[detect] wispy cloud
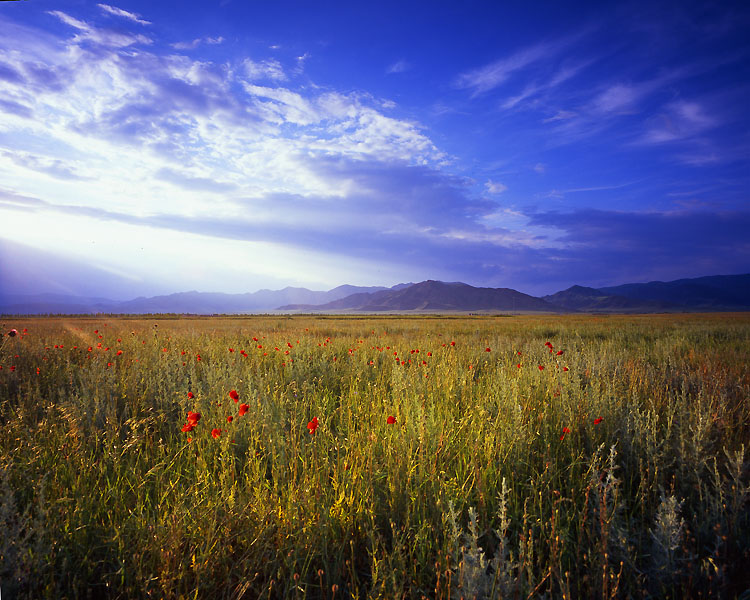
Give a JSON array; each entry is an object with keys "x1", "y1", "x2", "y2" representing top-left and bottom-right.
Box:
[
  {"x1": 97, "y1": 4, "x2": 151, "y2": 26},
  {"x1": 48, "y1": 10, "x2": 152, "y2": 47},
  {"x1": 387, "y1": 59, "x2": 410, "y2": 74},
  {"x1": 455, "y1": 42, "x2": 554, "y2": 96},
  {"x1": 243, "y1": 58, "x2": 287, "y2": 81},
  {"x1": 485, "y1": 180, "x2": 508, "y2": 194},
  {"x1": 172, "y1": 36, "x2": 225, "y2": 50}
]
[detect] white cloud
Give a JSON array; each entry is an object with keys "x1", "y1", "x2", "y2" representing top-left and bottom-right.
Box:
[
  {"x1": 172, "y1": 36, "x2": 224, "y2": 50},
  {"x1": 243, "y1": 58, "x2": 287, "y2": 81},
  {"x1": 97, "y1": 4, "x2": 151, "y2": 26},
  {"x1": 485, "y1": 180, "x2": 508, "y2": 194},
  {"x1": 387, "y1": 59, "x2": 410, "y2": 74},
  {"x1": 48, "y1": 10, "x2": 152, "y2": 47}
]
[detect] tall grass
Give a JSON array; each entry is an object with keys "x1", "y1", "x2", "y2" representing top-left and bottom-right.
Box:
[{"x1": 0, "y1": 314, "x2": 748, "y2": 598}]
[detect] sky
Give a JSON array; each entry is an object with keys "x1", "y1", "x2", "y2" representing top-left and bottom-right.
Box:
[{"x1": 1, "y1": 0, "x2": 749, "y2": 299}]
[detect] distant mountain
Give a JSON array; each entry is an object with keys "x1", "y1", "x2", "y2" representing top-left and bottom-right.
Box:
[
  {"x1": 279, "y1": 280, "x2": 564, "y2": 312},
  {"x1": 598, "y1": 274, "x2": 750, "y2": 310},
  {"x1": 0, "y1": 284, "x2": 406, "y2": 315},
  {"x1": 542, "y1": 285, "x2": 679, "y2": 313},
  {"x1": 2, "y1": 274, "x2": 748, "y2": 315}
]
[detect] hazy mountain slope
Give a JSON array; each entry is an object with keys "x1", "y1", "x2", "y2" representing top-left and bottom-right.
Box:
[
  {"x1": 598, "y1": 274, "x2": 750, "y2": 309},
  {"x1": 543, "y1": 285, "x2": 678, "y2": 312}
]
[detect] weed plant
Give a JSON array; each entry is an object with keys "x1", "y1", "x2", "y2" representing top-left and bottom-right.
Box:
[{"x1": 0, "y1": 313, "x2": 748, "y2": 598}]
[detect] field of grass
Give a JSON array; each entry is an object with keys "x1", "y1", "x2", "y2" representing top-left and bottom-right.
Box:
[{"x1": 1, "y1": 313, "x2": 749, "y2": 599}]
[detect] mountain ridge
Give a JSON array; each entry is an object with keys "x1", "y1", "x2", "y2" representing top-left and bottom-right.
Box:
[{"x1": 1, "y1": 274, "x2": 748, "y2": 315}]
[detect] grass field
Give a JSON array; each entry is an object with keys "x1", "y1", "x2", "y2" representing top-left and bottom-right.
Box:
[{"x1": 1, "y1": 313, "x2": 749, "y2": 599}]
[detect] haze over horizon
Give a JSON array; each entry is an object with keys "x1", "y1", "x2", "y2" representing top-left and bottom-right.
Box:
[{"x1": 1, "y1": 1, "x2": 749, "y2": 300}]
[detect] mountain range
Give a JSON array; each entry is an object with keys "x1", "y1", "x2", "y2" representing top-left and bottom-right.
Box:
[{"x1": 1, "y1": 274, "x2": 748, "y2": 315}]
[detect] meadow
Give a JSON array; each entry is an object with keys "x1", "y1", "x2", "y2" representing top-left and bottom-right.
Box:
[{"x1": 0, "y1": 313, "x2": 748, "y2": 599}]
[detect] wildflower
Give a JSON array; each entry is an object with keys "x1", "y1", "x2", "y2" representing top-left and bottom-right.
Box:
[
  {"x1": 538, "y1": 365, "x2": 544, "y2": 370},
  {"x1": 594, "y1": 417, "x2": 603, "y2": 425},
  {"x1": 226, "y1": 415, "x2": 233, "y2": 423},
  {"x1": 181, "y1": 423, "x2": 195, "y2": 432},
  {"x1": 187, "y1": 411, "x2": 201, "y2": 425},
  {"x1": 229, "y1": 348, "x2": 234, "y2": 352},
  {"x1": 307, "y1": 417, "x2": 319, "y2": 434},
  {"x1": 187, "y1": 391, "x2": 194, "y2": 399},
  {"x1": 563, "y1": 367, "x2": 569, "y2": 372},
  {"x1": 238, "y1": 403, "x2": 249, "y2": 416},
  {"x1": 229, "y1": 389, "x2": 239, "y2": 402},
  {"x1": 116, "y1": 350, "x2": 123, "y2": 356},
  {"x1": 450, "y1": 341, "x2": 456, "y2": 346},
  {"x1": 212, "y1": 428, "x2": 222, "y2": 439},
  {"x1": 560, "y1": 426, "x2": 571, "y2": 441},
  {"x1": 485, "y1": 347, "x2": 491, "y2": 352},
  {"x1": 387, "y1": 415, "x2": 396, "y2": 424},
  {"x1": 517, "y1": 363, "x2": 522, "y2": 368},
  {"x1": 556, "y1": 350, "x2": 564, "y2": 356}
]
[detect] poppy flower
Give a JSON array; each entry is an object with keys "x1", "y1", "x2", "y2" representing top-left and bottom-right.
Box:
[
  {"x1": 517, "y1": 363, "x2": 522, "y2": 368},
  {"x1": 560, "y1": 426, "x2": 571, "y2": 441},
  {"x1": 181, "y1": 423, "x2": 194, "y2": 432},
  {"x1": 226, "y1": 415, "x2": 233, "y2": 423},
  {"x1": 538, "y1": 365, "x2": 544, "y2": 370},
  {"x1": 238, "y1": 403, "x2": 249, "y2": 416},
  {"x1": 450, "y1": 341, "x2": 456, "y2": 346},
  {"x1": 116, "y1": 350, "x2": 123, "y2": 356},
  {"x1": 187, "y1": 391, "x2": 194, "y2": 399},
  {"x1": 563, "y1": 367, "x2": 569, "y2": 372},
  {"x1": 187, "y1": 411, "x2": 201, "y2": 424},
  {"x1": 211, "y1": 428, "x2": 222, "y2": 439},
  {"x1": 593, "y1": 417, "x2": 603, "y2": 425},
  {"x1": 307, "y1": 417, "x2": 319, "y2": 434},
  {"x1": 387, "y1": 415, "x2": 396, "y2": 424},
  {"x1": 229, "y1": 389, "x2": 239, "y2": 402},
  {"x1": 556, "y1": 350, "x2": 564, "y2": 356}
]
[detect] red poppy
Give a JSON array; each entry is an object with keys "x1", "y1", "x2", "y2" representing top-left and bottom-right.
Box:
[
  {"x1": 229, "y1": 347, "x2": 234, "y2": 352},
  {"x1": 563, "y1": 367, "x2": 569, "y2": 372},
  {"x1": 226, "y1": 415, "x2": 233, "y2": 423},
  {"x1": 593, "y1": 417, "x2": 603, "y2": 425},
  {"x1": 116, "y1": 350, "x2": 123, "y2": 355},
  {"x1": 538, "y1": 365, "x2": 544, "y2": 370},
  {"x1": 556, "y1": 350, "x2": 564, "y2": 356},
  {"x1": 517, "y1": 363, "x2": 522, "y2": 368},
  {"x1": 212, "y1": 428, "x2": 222, "y2": 439},
  {"x1": 181, "y1": 423, "x2": 194, "y2": 432},
  {"x1": 307, "y1": 417, "x2": 319, "y2": 434},
  {"x1": 187, "y1": 391, "x2": 194, "y2": 399},
  {"x1": 560, "y1": 426, "x2": 571, "y2": 441},
  {"x1": 238, "y1": 403, "x2": 249, "y2": 416},
  {"x1": 387, "y1": 415, "x2": 396, "y2": 424},
  {"x1": 187, "y1": 411, "x2": 201, "y2": 424},
  {"x1": 485, "y1": 347, "x2": 491, "y2": 352},
  {"x1": 450, "y1": 341, "x2": 456, "y2": 346},
  {"x1": 229, "y1": 389, "x2": 239, "y2": 402}
]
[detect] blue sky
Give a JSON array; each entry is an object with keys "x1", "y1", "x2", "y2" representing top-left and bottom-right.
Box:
[{"x1": 1, "y1": 0, "x2": 748, "y2": 299}]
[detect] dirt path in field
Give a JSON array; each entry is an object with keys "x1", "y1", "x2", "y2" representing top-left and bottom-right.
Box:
[{"x1": 63, "y1": 322, "x2": 95, "y2": 345}]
